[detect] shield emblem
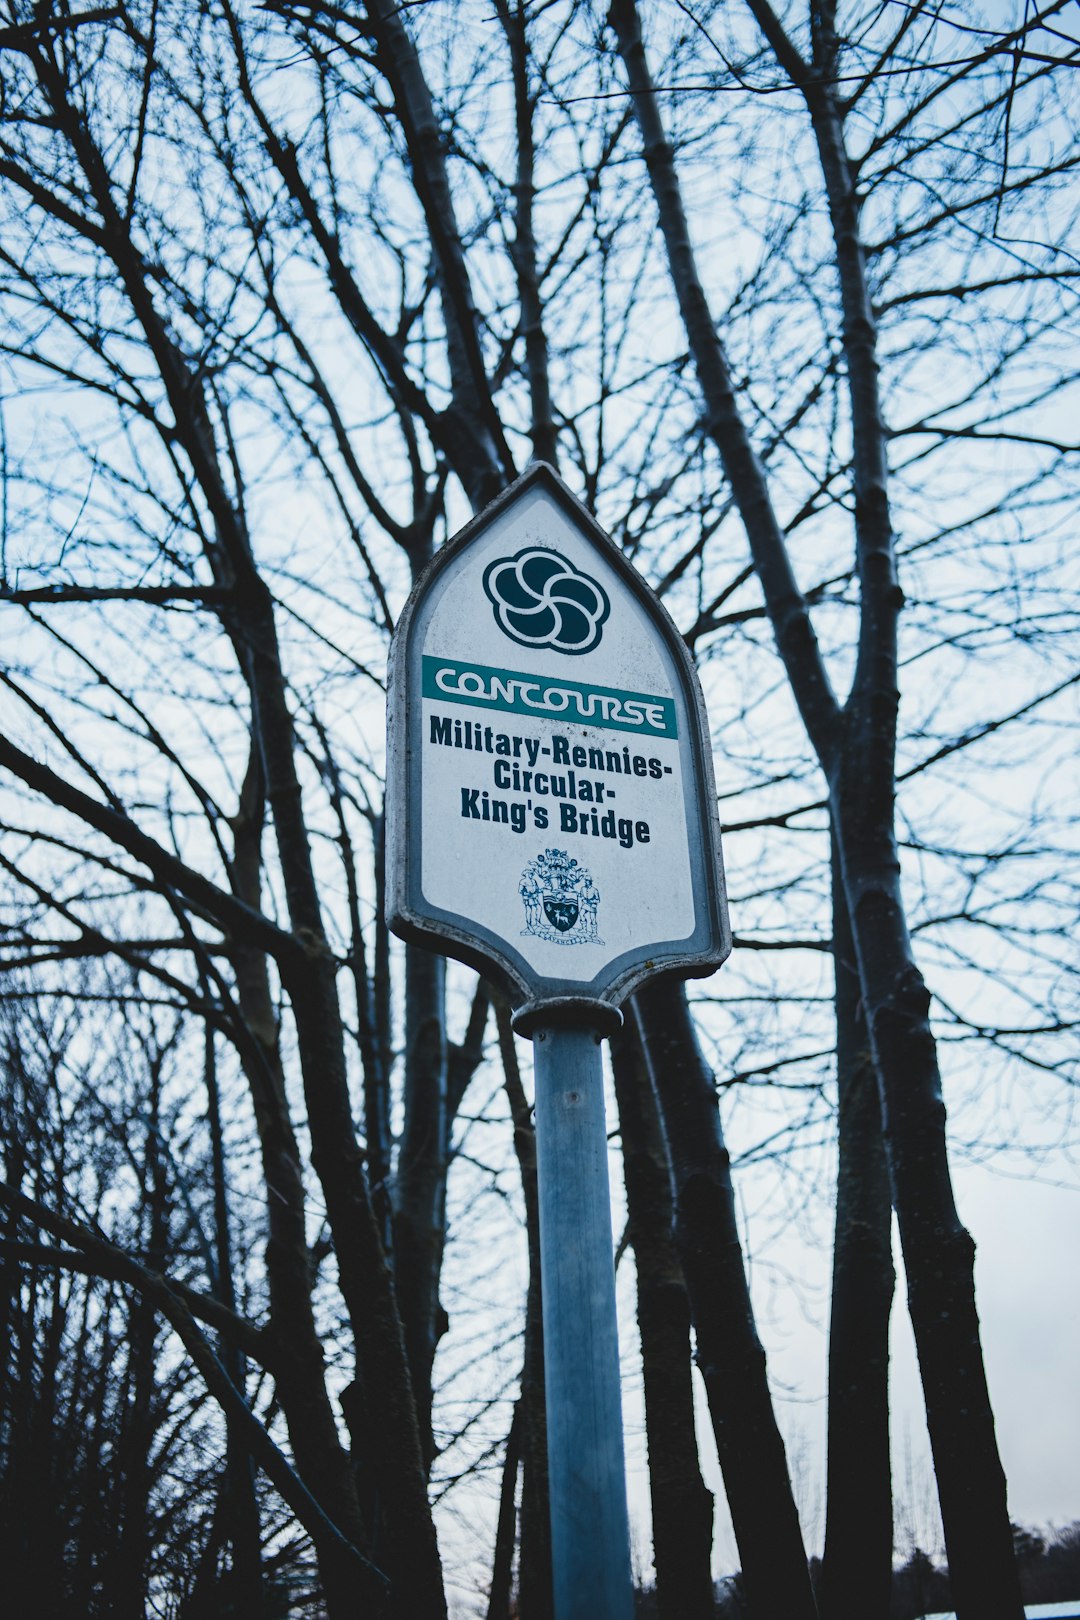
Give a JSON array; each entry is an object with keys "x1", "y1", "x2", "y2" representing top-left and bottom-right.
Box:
[{"x1": 543, "y1": 898, "x2": 579, "y2": 933}]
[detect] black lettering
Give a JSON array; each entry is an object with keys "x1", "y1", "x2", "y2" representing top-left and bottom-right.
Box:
[
  {"x1": 632, "y1": 755, "x2": 647, "y2": 777},
  {"x1": 552, "y1": 735, "x2": 570, "y2": 765},
  {"x1": 511, "y1": 802, "x2": 526, "y2": 833},
  {"x1": 494, "y1": 760, "x2": 511, "y2": 788},
  {"x1": 492, "y1": 799, "x2": 509, "y2": 824},
  {"x1": 496, "y1": 733, "x2": 512, "y2": 755},
  {"x1": 588, "y1": 747, "x2": 604, "y2": 771},
  {"x1": 572, "y1": 745, "x2": 587, "y2": 768},
  {"x1": 530, "y1": 797, "x2": 654, "y2": 846},
  {"x1": 431, "y1": 716, "x2": 453, "y2": 746},
  {"x1": 535, "y1": 773, "x2": 548, "y2": 794},
  {"x1": 649, "y1": 758, "x2": 662, "y2": 779},
  {"x1": 605, "y1": 751, "x2": 623, "y2": 774},
  {"x1": 461, "y1": 788, "x2": 480, "y2": 819}
]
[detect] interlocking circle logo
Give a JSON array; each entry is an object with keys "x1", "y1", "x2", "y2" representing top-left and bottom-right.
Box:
[{"x1": 482, "y1": 546, "x2": 610, "y2": 656}]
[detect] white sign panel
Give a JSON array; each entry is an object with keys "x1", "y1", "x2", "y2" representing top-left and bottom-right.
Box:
[{"x1": 387, "y1": 465, "x2": 729, "y2": 1012}]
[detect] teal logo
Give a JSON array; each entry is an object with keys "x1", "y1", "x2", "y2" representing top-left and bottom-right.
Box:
[{"x1": 483, "y1": 547, "x2": 610, "y2": 655}]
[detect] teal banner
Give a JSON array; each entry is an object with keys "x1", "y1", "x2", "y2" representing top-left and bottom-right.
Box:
[{"x1": 422, "y1": 656, "x2": 677, "y2": 740}]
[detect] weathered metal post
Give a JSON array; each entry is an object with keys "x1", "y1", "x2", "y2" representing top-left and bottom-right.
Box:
[
  {"x1": 528, "y1": 1021, "x2": 632, "y2": 1618},
  {"x1": 387, "y1": 463, "x2": 730, "y2": 1619}
]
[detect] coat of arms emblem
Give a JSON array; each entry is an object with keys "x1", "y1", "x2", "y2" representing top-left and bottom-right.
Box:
[{"x1": 519, "y1": 848, "x2": 602, "y2": 946}]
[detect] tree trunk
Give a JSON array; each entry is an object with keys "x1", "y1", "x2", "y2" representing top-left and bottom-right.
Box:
[
  {"x1": 613, "y1": 0, "x2": 1024, "y2": 1608},
  {"x1": 495, "y1": 998, "x2": 553, "y2": 1620},
  {"x1": 393, "y1": 942, "x2": 449, "y2": 1472},
  {"x1": 218, "y1": 542, "x2": 443, "y2": 1617},
  {"x1": 226, "y1": 749, "x2": 371, "y2": 1614},
  {"x1": 20, "y1": 44, "x2": 445, "y2": 1602},
  {"x1": 114, "y1": 1079, "x2": 170, "y2": 1620},
  {"x1": 496, "y1": 0, "x2": 559, "y2": 469},
  {"x1": 837, "y1": 790, "x2": 1023, "y2": 1619},
  {"x1": 611, "y1": 1021, "x2": 716, "y2": 1620},
  {"x1": 364, "y1": 0, "x2": 514, "y2": 509},
  {"x1": 819, "y1": 842, "x2": 894, "y2": 1620},
  {"x1": 633, "y1": 980, "x2": 817, "y2": 1620},
  {"x1": 487, "y1": 1401, "x2": 522, "y2": 1620},
  {"x1": 203, "y1": 1013, "x2": 264, "y2": 1615},
  {"x1": 740, "y1": 4, "x2": 1025, "y2": 1609}
]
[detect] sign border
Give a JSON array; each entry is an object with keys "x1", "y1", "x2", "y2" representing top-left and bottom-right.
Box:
[{"x1": 386, "y1": 462, "x2": 731, "y2": 1009}]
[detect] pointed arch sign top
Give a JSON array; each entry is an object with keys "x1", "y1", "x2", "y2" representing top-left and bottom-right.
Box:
[{"x1": 387, "y1": 463, "x2": 730, "y2": 1020}]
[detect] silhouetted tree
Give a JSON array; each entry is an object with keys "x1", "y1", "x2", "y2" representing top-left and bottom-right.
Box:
[{"x1": 1, "y1": 3, "x2": 1077, "y2": 1615}]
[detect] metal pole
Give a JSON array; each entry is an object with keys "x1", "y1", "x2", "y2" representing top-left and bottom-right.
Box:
[{"x1": 532, "y1": 1023, "x2": 634, "y2": 1620}]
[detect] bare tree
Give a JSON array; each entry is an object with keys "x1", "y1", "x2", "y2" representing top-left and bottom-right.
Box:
[
  {"x1": 1, "y1": 2, "x2": 1077, "y2": 1616},
  {"x1": 609, "y1": 1, "x2": 1077, "y2": 1613}
]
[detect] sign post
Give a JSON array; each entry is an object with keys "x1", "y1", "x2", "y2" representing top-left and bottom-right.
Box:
[
  {"x1": 387, "y1": 464, "x2": 729, "y2": 1618},
  {"x1": 531, "y1": 1019, "x2": 632, "y2": 1617}
]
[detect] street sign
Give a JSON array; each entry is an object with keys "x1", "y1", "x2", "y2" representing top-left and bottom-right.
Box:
[
  {"x1": 387, "y1": 462, "x2": 730, "y2": 1019},
  {"x1": 387, "y1": 463, "x2": 731, "y2": 1620}
]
